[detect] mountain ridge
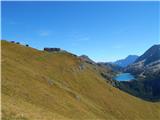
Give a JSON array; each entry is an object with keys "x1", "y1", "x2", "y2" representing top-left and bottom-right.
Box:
[
  {"x1": 125, "y1": 44, "x2": 160, "y2": 76},
  {"x1": 135, "y1": 44, "x2": 160, "y2": 65}
]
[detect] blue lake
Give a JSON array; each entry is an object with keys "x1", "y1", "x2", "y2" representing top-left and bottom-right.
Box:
[{"x1": 114, "y1": 73, "x2": 135, "y2": 81}]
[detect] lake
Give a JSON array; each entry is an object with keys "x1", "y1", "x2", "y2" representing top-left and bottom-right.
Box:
[{"x1": 114, "y1": 73, "x2": 135, "y2": 81}]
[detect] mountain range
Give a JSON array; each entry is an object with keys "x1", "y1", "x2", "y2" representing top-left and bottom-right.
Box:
[
  {"x1": 118, "y1": 44, "x2": 160, "y2": 101},
  {"x1": 2, "y1": 40, "x2": 160, "y2": 120},
  {"x1": 125, "y1": 44, "x2": 160, "y2": 77}
]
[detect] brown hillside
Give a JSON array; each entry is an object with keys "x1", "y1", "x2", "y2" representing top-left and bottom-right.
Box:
[{"x1": 1, "y1": 40, "x2": 160, "y2": 120}]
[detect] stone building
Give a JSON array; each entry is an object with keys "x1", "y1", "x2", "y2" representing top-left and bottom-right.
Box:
[{"x1": 44, "y1": 48, "x2": 61, "y2": 52}]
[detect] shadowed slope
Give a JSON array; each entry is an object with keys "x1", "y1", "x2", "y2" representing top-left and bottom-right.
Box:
[{"x1": 1, "y1": 40, "x2": 160, "y2": 120}]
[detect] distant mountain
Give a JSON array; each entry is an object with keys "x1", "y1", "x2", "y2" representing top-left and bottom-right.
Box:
[
  {"x1": 125, "y1": 44, "x2": 160, "y2": 76},
  {"x1": 114, "y1": 55, "x2": 139, "y2": 67},
  {"x1": 135, "y1": 44, "x2": 160, "y2": 65},
  {"x1": 121, "y1": 44, "x2": 160, "y2": 101}
]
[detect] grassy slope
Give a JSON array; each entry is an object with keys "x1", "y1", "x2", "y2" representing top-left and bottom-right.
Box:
[{"x1": 1, "y1": 40, "x2": 160, "y2": 120}]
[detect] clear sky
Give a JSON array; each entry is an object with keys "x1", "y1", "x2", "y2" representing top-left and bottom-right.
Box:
[{"x1": 2, "y1": 1, "x2": 160, "y2": 62}]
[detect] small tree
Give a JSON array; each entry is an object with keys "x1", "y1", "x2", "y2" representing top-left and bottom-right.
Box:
[{"x1": 16, "y1": 42, "x2": 20, "y2": 44}]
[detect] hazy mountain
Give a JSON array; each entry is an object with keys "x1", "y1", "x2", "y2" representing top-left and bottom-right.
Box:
[
  {"x1": 114, "y1": 55, "x2": 139, "y2": 67},
  {"x1": 2, "y1": 40, "x2": 160, "y2": 120}
]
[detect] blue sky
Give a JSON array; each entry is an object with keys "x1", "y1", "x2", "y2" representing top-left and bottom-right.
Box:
[{"x1": 2, "y1": 1, "x2": 160, "y2": 62}]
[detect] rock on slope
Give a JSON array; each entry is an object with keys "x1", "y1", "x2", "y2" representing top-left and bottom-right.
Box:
[
  {"x1": 79, "y1": 55, "x2": 96, "y2": 65},
  {"x1": 1, "y1": 40, "x2": 160, "y2": 120}
]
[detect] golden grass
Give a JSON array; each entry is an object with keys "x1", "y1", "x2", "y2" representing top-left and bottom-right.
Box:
[{"x1": 1, "y1": 40, "x2": 160, "y2": 120}]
